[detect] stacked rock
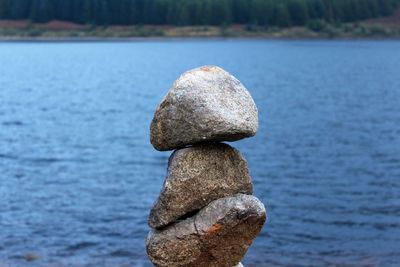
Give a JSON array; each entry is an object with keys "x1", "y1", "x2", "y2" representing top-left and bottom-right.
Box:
[{"x1": 146, "y1": 66, "x2": 266, "y2": 267}]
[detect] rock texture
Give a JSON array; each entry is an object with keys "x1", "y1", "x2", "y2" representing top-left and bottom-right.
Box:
[
  {"x1": 149, "y1": 143, "x2": 253, "y2": 229},
  {"x1": 150, "y1": 65, "x2": 258, "y2": 151},
  {"x1": 146, "y1": 65, "x2": 266, "y2": 267},
  {"x1": 146, "y1": 194, "x2": 266, "y2": 267}
]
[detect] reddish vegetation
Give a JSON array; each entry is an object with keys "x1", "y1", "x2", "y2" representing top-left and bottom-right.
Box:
[
  {"x1": 108, "y1": 24, "x2": 173, "y2": 30},
  {"x1": 365, "y1": 8, "x2": 400, "y2": 28},
  {"x1": 35, "y1": 20, "x2": 86, "y2": 30},
  {"x1": 0, "y1": 19, "x2": 175, "y2": 31},
  {"x1": 231, "y1": 24, "x2": 245, "y2": 30},
  {"x1": 0, "y1": 19, "x2": 86, "y2": 30},
  {"x1": 0, "y1": 20, "x2": 29, "y2": 29}
]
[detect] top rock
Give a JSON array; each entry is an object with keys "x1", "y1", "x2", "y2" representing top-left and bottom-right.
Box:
[{"x1": 150, "y1": 66, "x2": 258, "y2": 151}]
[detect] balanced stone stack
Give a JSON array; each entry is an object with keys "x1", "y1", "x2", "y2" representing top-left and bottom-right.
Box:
[{"x1": 146, "y1": 66, "x2": 266, "y2": 267}]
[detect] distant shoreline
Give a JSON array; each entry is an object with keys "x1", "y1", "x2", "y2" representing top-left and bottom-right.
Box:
[
  {"x1": 1, "y1": 36, "x2": 400, "y2": 42},
  {"x1": 1, "y1": 17, "x2": 400, "y2": 42}
]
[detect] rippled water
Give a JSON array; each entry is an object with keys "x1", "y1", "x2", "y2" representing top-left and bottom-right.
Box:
[{"x1": 1, "y1": 40, "x2": 400, "y2": 267}]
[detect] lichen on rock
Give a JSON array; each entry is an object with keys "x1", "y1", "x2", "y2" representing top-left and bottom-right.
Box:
[
  {"x1": 146, "y1": 194, "x2": 266, "y2": 267},
  {"x1": 150, "y1": 65, "x2": 258, "y2": 151},
  {"x1": 146, "y1": 65, "x2": 266, "y2": 267}
]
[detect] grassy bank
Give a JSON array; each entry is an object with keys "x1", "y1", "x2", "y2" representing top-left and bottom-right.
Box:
[{"x1": 0, "y1": 18, "x2": 399, "y2": 40}]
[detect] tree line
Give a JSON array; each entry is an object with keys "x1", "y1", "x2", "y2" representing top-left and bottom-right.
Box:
[{"x1": 0, "y1": 0, "x2": 399, "y2": 27}]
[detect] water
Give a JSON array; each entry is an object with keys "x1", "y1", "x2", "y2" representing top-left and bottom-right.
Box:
[{"x1": 0, "y1": 40, "x2": 400, "y2": 267}]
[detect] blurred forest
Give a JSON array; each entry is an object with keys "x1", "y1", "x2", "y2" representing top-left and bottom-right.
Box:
[{"x1": 0, "y1": 0, "x2": 399, "y2": 26}]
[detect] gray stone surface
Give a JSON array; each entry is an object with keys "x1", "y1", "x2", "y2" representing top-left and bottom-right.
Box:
[
  {"x1": 150, "y1": 65, "x2": 258, "y2": 151},
  {"x1": 146, "y1": 194, "x2": 266, "y2": 267},
  {"x1": 148, "y1": 143, "x2": 253, "y2": 229}
]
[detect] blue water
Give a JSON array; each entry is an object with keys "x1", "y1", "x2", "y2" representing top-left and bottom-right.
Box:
[{"x1": 0, "y1": 40, "x2": 400, "y2": 267}]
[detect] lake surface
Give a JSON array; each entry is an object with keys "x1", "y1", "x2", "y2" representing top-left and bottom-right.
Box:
[{"x1": 0, "y1": 40, "x2": 400, "y2": 267}]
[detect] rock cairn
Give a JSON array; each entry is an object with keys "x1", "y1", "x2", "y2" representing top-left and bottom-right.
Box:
[{"x1": 146, "y1": 66, "x2": 266, "y2": 267}]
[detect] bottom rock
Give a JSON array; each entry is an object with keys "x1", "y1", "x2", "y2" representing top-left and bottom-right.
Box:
[{"x1": 146, "y1": 194, "x2": 266, "y2": 267}]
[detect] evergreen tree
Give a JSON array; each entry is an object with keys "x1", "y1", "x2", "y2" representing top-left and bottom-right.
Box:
[
  {"x1": 275, "y1": 3, "x2": 291, "y2": 27},
  {"x1": 288, "y1": 0, "x2": 309, "y2": 25},
  {"x1": 94, "y1": 0, "x2": 109, "y2": 25},
  {"x1": 30, "y1": 0, "x2": 54, "y2": 22},
  {"x1": 0, "y1": 0, "x2": 398, "y2": 27}
]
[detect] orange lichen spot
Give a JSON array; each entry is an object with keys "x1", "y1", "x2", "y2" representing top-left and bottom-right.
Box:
[
  {"x1": 201, "y1": 66, "x2": 213, "y2": 72},
  {"x1": 206, "y1": 223, "x2": 223, "y2": 236}
]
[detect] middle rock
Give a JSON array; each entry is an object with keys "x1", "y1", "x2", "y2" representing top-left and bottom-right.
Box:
[{"x1": 149, "y1": 143, "x2": 253, "y2": 229}]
